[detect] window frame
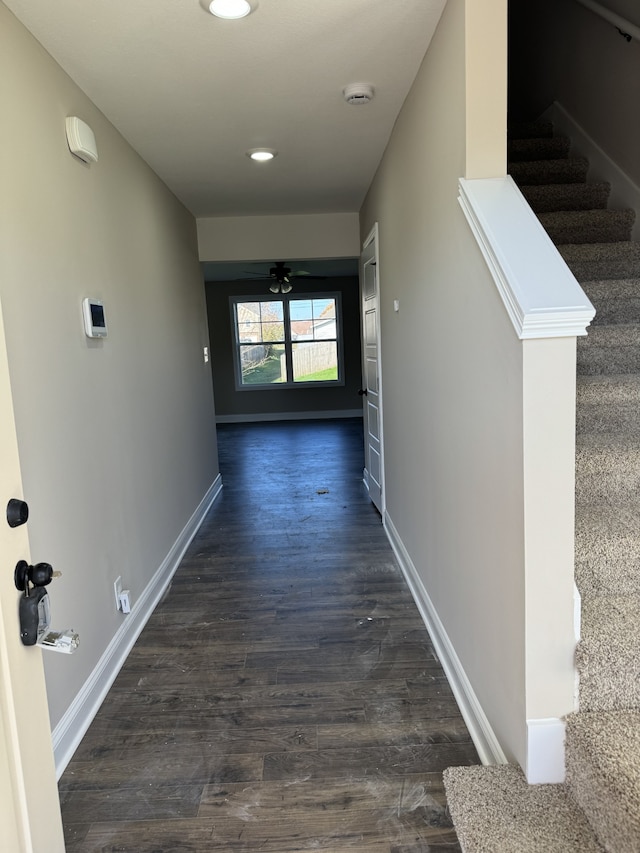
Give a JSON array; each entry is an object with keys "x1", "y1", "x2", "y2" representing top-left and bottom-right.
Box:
[{"x1": 230, "y1": 292, "x2": 344, "y2": 391}]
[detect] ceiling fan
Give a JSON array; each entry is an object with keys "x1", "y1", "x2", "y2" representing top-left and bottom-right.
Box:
[{"x1": 243, "y1": 261, "x2": 326, "y2": 293}]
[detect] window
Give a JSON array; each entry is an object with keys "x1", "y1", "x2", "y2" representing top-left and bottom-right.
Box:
[{"x1": 232, "y1": 294, "x2": 343, "y2": 388}]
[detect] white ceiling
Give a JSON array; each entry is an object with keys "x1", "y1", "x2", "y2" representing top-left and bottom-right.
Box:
[{"x1": 5, "y1": 0, "x2": 446, "y2": 219}]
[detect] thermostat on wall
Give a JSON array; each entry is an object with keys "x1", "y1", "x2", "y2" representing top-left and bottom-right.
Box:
[{"x1": 82, "y1": 298, "x2": 108, "y2": 338}]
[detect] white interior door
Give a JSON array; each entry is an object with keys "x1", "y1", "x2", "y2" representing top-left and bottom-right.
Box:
[
  {"x1": 0, "y1": 296, "x2": 65, "y2": 852},
  {"x1": 360, "y1": 224, "x2": 384, "y2": 515}
]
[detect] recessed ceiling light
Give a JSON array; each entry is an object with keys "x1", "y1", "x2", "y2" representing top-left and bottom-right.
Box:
[
  {"x1": 209, "y1": 0, "x2": 251, "y2": 19},
  {"x1": 246, "y1": 149, "x2": 277, "y2": 162}
]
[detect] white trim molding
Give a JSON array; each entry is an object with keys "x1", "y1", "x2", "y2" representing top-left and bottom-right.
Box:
[
  {"x1": 384, "y1": 513, "x2": 508, "y2": 767},
  {"x1": 526, "y1": 718, "x2": 566, "y2": 784},
  {"x1": 458, "y1": 176, "x2": 595, "y2": 339},
  {"x1": 52, "y1": 475, "x2": 223, "y2": 777}
]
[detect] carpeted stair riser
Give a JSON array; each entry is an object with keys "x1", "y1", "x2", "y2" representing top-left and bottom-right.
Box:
[
  {"x1": 538, "y1": 209, "x2": 635, "y2": 245},
  {"x1": 509, "y1": 157, "x2": 589, "y2": 185},
  {"x1": 559, "y1": 242, "x2": 640, "y2": 281},
  {"x1": 576, "y1": 596, "x2": 640, "y2": 712},
  {"x1": 575, "y1": 373, "x2": 640, "y2": 595},
  {"x1": 582, "y1": 280, "x2": 640, "y2": 325},
  {"x1": 577, "y1": 372, "x2": 640, "y2": 406},
  {"x1": 575, "y1": 431, "x2": 640, "y2": 500},
  {"x1": 565, "y1": 711, "x2": 640, "y2": 852},
  {"x1": 575, "y1": 503, "x2": 640, "y2": 597},
  {"x1": 520, "y1": 182, "x2": 611, "y2": 213},
  {"x1": 577, "y1": 324, "x2": 640, "y2": 375},
  {"x1": 508, "y1": 136, "x2": 571, "y2": 162},
  {"x1": 576, "y1": 373, "x2": 640, "y2": 434}
]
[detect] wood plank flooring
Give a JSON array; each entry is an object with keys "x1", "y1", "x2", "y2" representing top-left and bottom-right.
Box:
[{"x1": 59, "y1": 418, "x2": 479, "y2": 852}]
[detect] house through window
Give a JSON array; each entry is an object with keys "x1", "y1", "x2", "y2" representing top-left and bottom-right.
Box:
[{"x1": 232, "y1": 294, "x2": 343, "y2": 388}]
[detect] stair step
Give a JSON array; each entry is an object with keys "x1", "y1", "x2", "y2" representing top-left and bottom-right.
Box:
[
  {"x1": 508, "y1": 136, "x2": 571, "y2": 162},
  {"x1": 508, "y1": 120, "x2": 554, "y2": 139},
  {"x1": 582, "y1": 279, "x2": 640, "y2": 325},
  {"x1": 443, "y1": 765, "x2": 602, "y2": 852},
  {"x1": 560, "y1": 242, "x2": 640, "y2": 281},
  {"x1": 539, "y1": 209, "x2": 635, "y2": 245},
  {"x1": 576, "y1": 501, "x2": 640, "y2": 597},
  {"x1": 576, "y1": 376, "x2": 640, "y2": 597},
  {"x1": 577, "y1": 373, "x2": 640, "y2": 435},
  {"x1": 566, "y1": 711, "x2": 640, "y2": 851},
  {"x1": 577, "y1": 323, "x2": 640, "y2": 375},
  {"x1": 576, "y1": 425, "x2": 640, "y2": 500},
  {"x1": 520, "y1": 182, "x2": 611, "y2": 213},
  {"x1": 576, "y1": 596, "x2": 640, "y2": 712},
  {"x1": 509, "y1": 157, "x2": 589, "y2": 185}
]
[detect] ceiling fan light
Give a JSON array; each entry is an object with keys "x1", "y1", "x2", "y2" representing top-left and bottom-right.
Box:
[
  {"x1": 281, "y1": 283, "x2": 292, "y2": 294},
  {"x1": 269, "y1": 282, "x2": 280, "y2": 293},
  {"x1": 209, "y1": 0, "x2": 252, "y2": 19}
]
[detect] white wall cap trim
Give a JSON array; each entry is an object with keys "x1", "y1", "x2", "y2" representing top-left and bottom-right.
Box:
[{"x1": 458, "y1": 176, "x2": 595, "y2": 340}]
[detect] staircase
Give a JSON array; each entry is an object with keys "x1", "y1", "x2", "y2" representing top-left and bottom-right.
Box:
[{"x1": 443, "y1": 121, "x2": 640, "y2": 851}]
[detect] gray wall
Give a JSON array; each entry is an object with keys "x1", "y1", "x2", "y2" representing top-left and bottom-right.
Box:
[
  {"x1": 359, "y1": 0, "x2": 529, "y2": 765},
  {"x1": 1, "y1": 3, "x2": 218, "y2": 731},
  {"x1": 509, "y1": 0, "x2": 640, "y2": 186},
  {"x1": 205, "y1": 277, "x2": 363, "y2": 419}
]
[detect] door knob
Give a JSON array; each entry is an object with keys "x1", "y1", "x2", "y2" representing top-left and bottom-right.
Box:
[
  {"x1": 14, "y1": 560, "x2": 61, "y2": 592},
  {"x1": 6, "y1": 498, "x2": 29, "y2": 528},
  {"x1": 358, "y1": 388, "x2": 368, "y2": 396}
]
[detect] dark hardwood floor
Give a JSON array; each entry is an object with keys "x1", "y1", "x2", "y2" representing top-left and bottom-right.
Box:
[{"x1": 59, "y1": 418, "x2": 479, "y2": 852}]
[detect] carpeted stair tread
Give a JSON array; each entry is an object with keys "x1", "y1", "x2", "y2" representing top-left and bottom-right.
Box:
[
  {"x1": 576, "y1": 596, "x2": 640, "y2": 712},
  {"x1": 577, "y1": 371, "x2": 640, "y2": 403},
  {"x1": 566, "y1": 711, "x2": 640, "y2": 851},
  {"x1": 508, "y1": 136, "x2": 571, "y2": 162},
  {"x1": 509, "y1": 157, "x2": 589, "y2": 185},
  {"x1": 577, "y1": 323, "x2": 640, "y2": 375},
  {"x1": 576, "y1": 372, "x2": 640, "y2": 433},
  {"x1": 559, "y1": 242, "x2": 640, "y2": 281},
  {"x1": 520, "y1": 182, "x2": 610, "y2": 213},
  {"x1": 576, "y1": 429, "x2": 640, "y2": 500},
  {"x1": 576, "y1": 502, "x2": 640, "y2": 597},
  {"x1": 582, "y1": 279, "x2": 640, "y2": 324},
  {"x1": 508, "y1": 120, "x2": 554, "y2": 139},
  {"x1": 538, "y1": 209, "x2": 635, "y2": 244},
  {"x1": 443, "y1": 765, "x2": 603, "y2": 852}
]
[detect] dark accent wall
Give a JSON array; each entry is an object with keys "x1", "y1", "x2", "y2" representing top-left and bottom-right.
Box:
[{"x1": 205, "y1": 276, "x2": 363, "y2": 419}]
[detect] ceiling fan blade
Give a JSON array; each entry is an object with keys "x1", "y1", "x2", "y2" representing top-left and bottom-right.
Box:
[{"x1": 292, "y1": 274, "x2": 327, "y2": 280}]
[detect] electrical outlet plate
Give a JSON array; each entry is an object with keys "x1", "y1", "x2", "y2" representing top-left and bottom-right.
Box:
[{"x1": 114, "y1": 576, "x2": 123, "y2": 610}]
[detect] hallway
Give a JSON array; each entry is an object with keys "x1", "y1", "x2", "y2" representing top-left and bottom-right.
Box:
[{"x1": 59, "y1": 419, "x2": 478, "y2": 852}]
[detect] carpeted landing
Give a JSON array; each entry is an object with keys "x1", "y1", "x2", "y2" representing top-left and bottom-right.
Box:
[
  {"x1": 444, "y1": 120, "x2": 640, "y2": 851},
  {"x1": 443, "y1": 765, "x2": 603, "y2": 853}
]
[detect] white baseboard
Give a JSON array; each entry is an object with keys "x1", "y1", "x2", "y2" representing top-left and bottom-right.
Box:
[
  {"x1": 526, "y1": 718, "x2": 566, "y2": 784},
  {"x1": 216, "y1": 410, "x2": 362, "y2": 424},
  {"x1": 52, "y1": 474, "x2": 223, "y2": 778},
  {"x1": 542, "y1": 101, "x2": 640, "y2": 241},
  {"x1": 384, "y1": 513, "x2": 508, "y2": 767}
]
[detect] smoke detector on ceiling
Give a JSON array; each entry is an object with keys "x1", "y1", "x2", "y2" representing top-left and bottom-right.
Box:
[{"x1": 343, "y1": 83, "x2": 375, "y2": 105}]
